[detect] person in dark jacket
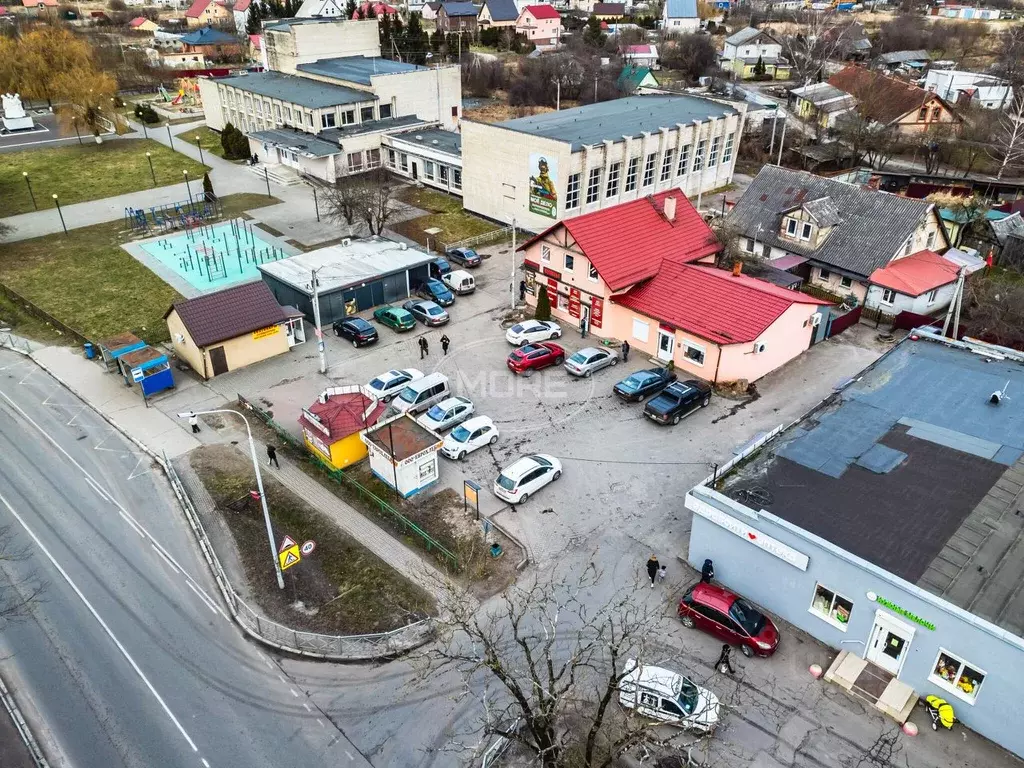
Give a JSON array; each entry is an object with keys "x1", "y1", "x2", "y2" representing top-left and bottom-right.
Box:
[
  {"x1": 440, "y1": 334, "x2": 451, "y2": 355},
  {"x1": 267, "y1": 444, "x2": 279, "y2": 468},
  {"x1": 701, "y1": 558, "x2": 715, "y2": 584},
  {"x1": 621, "y1": 340, "x2": 630, "y2": 362},
  {"x1": 646, "y1": 555, "x2": 660, "y2": 588},
  {"x1": 519, "y1": 280, "x2": 527, "y2": 302},
  {"x1": 715, "y1": 644, "x2": 735, "y2": 674},
  {"x1": 418, "y1": 336, "x2": 429, "y2": 359}
]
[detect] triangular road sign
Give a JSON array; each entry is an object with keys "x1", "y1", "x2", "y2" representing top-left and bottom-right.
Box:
[
  {"x1": 278, "y1": 547, "x2": 301, "y2": 570},
  {"x1": 278, "y1": 535, "x2": 298, "y2": 554}
]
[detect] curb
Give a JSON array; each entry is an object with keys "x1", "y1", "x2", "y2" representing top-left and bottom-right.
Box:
[{"x1": 0, "y1": 674, "x2": 49, "y2": 768}]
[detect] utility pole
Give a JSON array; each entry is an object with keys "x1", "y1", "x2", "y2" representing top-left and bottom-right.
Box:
[
  {"x1": 777, "y1": 116, "x2": 787, "y2": 166},
  {"x1": 510, "y1": 216, "x2": 517, "y2": 309},
  {"x1": 594, "y1": 74, "x2": 599, "y2": 103},
  {"x1": 556, "y1": 79, "x2": 561, "y2": 111},
  {"x1": 311, "y1": 269, "x2": 328, "y2": 373}
]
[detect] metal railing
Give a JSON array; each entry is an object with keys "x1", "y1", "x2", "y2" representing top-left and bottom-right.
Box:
[
  {"x1": 163, "y1": 451, "x2": 434, "y2": 660},
  {"x1": 701, "y1": 424, "x2": 785, "y2": 488},
  {"x1": 439, "y1": 226, "x2": 519, "y2": 254},
  {"x1": 0, "y1": 332, "x2": 33, "y2": 355}
]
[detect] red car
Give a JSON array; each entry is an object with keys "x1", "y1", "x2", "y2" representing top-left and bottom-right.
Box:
[
  {"x1": 506, "y1": 342, "x2": 565, "y2": 376},
  {"x1": 677, "y1": 582, "x2": 780, "y2": 658}
]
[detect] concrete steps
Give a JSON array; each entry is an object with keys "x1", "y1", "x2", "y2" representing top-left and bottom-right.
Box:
[{"x1": 249, "y1": 163, "x2": 302, "y2": 187}]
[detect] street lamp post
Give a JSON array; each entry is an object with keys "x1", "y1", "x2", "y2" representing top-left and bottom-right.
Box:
[
  {"x1": 195, "y1": 134, "x2": 205, "y2": 165},
  {"x1": 264, "y1": 166, "x2": 272, "y2": 198},
  {"x1": 146, "y1": 151, "x2": 156, "y2": 185},
  {"x1": 183, "y1": 170, "x2": 194, "y2": 208},
  {"x1": 177, "y1": 410, "x2": 285, "y2": 590},
  {"x1": 71, "y1": 116, "x2": 83, "y2": 145},
  {"x1": 22, "y1": 172, "x2": 37, "y2": 210},
  {"x1": 312, "y1": 186, "x2": 320, "y2": 222},
  {"x1": 311, "y1": 267, "x2": 328, "y2": 374},
  {"x1": 52, "y1": 194, "x2": 67, "y2": 234},
  {"x1": 167, "y1": 124, "x2": 174, "y2": 149}
]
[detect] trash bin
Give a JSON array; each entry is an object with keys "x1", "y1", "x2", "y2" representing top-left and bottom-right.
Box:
[{"x1": 83, "y1": 342, "x2": 95, "y2": 359}]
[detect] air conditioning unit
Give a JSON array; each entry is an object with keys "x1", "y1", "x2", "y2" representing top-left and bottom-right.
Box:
[
  {"x1": 753, "y1": 342, "x2": 767, "y2": 354},
  {"x1": 811, "y1": 314, "x2": 822, "y2": 328}
]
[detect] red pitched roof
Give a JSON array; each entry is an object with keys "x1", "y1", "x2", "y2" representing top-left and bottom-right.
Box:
[
  {"x1": 186, "y1": 0, "x2": 215, "y2": 17},
  {"x1": 524, "y1": 4, "x2": 560, "y2": 18},
  {"x1": 352, "y1": 0, "x2": 398, "y2": 15},
  {"x1": 613, "y1": 263, "x2": 831, "y2": 345},
  {"x1": 129, "y1": 15, "x2": 149, "y2": 25},
  {"x1": 625, "y1": 44, "x2": 656, "y2": 55},
  {"x1": 248, "y1": 33, "x2": 262, "y2": 48},
  {"x1": 868, "y1": 249, "x2": 959, "y2": 297},
  {"x1": 22, "y1": 0, "x2": 59, "y2": 7},
  {"x1": 521, "y1": 190, "x2": 720, "y2": 292},
  {"x1": 299, "y1": 393, "x2": 386, "y2": 442},
  {"x1": 827, "y1": 66, "x2": 954, "y2": 126},
  {"x1": 234, "y1": 0, "x2": 251, "y2": 10}
]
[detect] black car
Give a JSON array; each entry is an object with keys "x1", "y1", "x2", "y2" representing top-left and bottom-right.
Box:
[
  {"x1": 643, "y1": 379, "x2": 712, "y2": 425},
  {"x1": 429, "y1": 257, "x2": 453, "y2": 280},
  {"x1": 415, "y1": 278, "x2": 455, "y2": 307},
  {"x1": 332, "y1": 316, "x2": 378, "y2": 347},
  {"x1": 446, "y1": 247, "x2": 482, "y2": 268},
  {"x1": 613, "y1": 368, "x2": 678, "y2": 402}
]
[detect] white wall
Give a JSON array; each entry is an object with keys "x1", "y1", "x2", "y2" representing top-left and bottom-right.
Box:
[
  {"x1": 864, "y1": 281, "x2": 956, "y2": 314},
  {"x1": 370, "y1": 65, "x2": 463, "y2": 129},
  {"x1": 264, "y1": 19, "x2": 380, "y2": 74}
]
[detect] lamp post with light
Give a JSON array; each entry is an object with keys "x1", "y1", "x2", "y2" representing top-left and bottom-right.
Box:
[
  {"x1": 22, "y1": 172, "x2": 36, "y2": 210},
  {"x1": 183, "y1": 169, "x2": 194, "y2": 207},
  {"x1": 195, "y1": 134, "x2": 205, "y2": 165},
  {"x1": 146, "y1": 151, "x2": 156, "y2": 185},
  {"x1": 52, "y1": 194, "x2": 67, "y2": 234}
]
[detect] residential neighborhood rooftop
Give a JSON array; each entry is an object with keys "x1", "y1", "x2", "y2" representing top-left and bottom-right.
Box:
[
  {"x1": 483, "y1": 0, "x2": 518, "y2": 20},
  {"x1": 523, "y1": 3, "x2": 561, "y2": 17},
  {"x1": 592, "y1": 3, "x2": 625, "y2": 14},
  {"x1": 664, "y1": 0, "x2": 698, "y2": 16},
  {"x1": 725, "y1": 335, "x2": 1024, "y2": 638},
  {"x1": 215, "y1": 71, "x2": 370, "y2": 109},
  {"x1": 725, "y1": 26, "x2": 766, "y2": 46},
  {"x1": 179, "y1": 26, "x2": 238, "y2": 45},
  {"x1": 167, "y1": 282, "x2": 288, "y2": 348},
  {"x1": 320, "y1": 114, "x2": 428, "y2": 141},
  {"x1": 868, "y1": 249, "x2": 960, "y2": 297},
  {"x1": 828, "y1": 66, "x2": 948, "y2": 126},
  {"x1": 441, "y1": 1, "x2": 479, "y2": 15},
  {"x1": 493, "y1": 95, "x2": 737, "y2": 152},
  {"x1": 296, "y1": 56, "x2": 426, "y2": 85},
  {"x1": 877, "y1": 49, "x2": 931, "y2": 65}
]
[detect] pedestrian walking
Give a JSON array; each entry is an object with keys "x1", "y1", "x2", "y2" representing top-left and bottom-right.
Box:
[
  {"x1": 189, "y1": 414, "x2": 200, "y2": 434},
  {"x1": 418, "y1": 336, "x2": 429, "y2": 359},
  {"x1": 701, "y1": 558, "x2": 715, "y2": 584},
  {"x1": 646, "y1": 555, "x2": 660, "y2": 588},
  {"x1": 621, "y1": 340, "x2": 630, "y2": 362},
  {"x1": 658, "y1": 565, "x2": 667, "y2": 583},
  {"x1": 519, "y1": 280, "x2": 527, "y2": 302},
  {"x1": 267, "y1": 444, "x2": 279, "y2": 468},
  {"x1": 715, "y1": 644, "x2": 735, "y2": 674},
  {"x1": 440, "y1": 334, "x2": 451, "y2": 355}
]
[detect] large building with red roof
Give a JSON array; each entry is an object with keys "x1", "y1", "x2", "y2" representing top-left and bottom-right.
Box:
[{"x1": 519, "y1": 190, "x2": 831, "y2": 383}]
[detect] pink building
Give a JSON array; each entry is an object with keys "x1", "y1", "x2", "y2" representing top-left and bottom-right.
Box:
[
  {"x1": 516, "y1": 4, "x2": 562, "y2": 46},
  {"x1": 519, "y1": 190, "x2": 832, "y2": 384}
]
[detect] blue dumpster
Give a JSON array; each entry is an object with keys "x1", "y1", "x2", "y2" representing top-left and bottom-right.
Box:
[{"x1": 84, "y1": 342, "x2": 95, "y2": 359}]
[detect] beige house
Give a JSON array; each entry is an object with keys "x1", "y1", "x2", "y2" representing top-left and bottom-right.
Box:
[
  {"x1": 165, "y1": 282, "x2": 304, "y2": 379},
  {"x1": 828, "y1": 66, "x2": 961, "y2": 137},
  {"x1": 185, "y1": 0, "x2": 233, "y2": 27}
]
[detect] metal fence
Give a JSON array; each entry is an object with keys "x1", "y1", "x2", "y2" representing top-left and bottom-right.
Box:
[
  {"x1": 440, "y1": 226, "x2": 516, "y2": 254},
  {"x1": 0, "y1": 332, "x2": 33, "y2": 355},
  {"x1": 163, "y1": 451, "x2": 434, "y2": 661},
  {"x1": 700, "y1": 424, "x2": 785, "y2": 488}
]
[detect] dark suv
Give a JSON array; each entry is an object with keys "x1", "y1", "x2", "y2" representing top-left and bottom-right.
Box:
[
  {"x1": 332, "y1": 317, "x2": 378, "y2": 347},
  {"x1": 644, "y1": 379, "x2": 712, "y2": 425},
  {"x1": 677, "y1": 582, "x2": 780, "y2": 658}
]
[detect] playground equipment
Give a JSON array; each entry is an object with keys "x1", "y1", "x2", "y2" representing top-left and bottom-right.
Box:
[
  {"x1": 158, "y1": 85, "x2": 172, "y2": 102},
  {"x1": 126, "y1": 197, "x2": 222, "y2": 235},
  {"x1": 173, "y1": 78, "x2": 201, "y2": 108}
]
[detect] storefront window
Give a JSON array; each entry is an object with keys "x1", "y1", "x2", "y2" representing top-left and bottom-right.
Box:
[
  {"x1": 930, "y1": 650, "x2": 985, "y2": 704},
  {"x1": 809, "y1": 584, "x2": 853, "y2": 630}
]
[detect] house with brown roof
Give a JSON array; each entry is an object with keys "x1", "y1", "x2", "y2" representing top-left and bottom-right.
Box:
[
  {"x1": 828, "y1": 66, "x2": 960, "y2": 136},
  {"x1": 165, "y1": 282, "x2": 305, "y2": 378}
]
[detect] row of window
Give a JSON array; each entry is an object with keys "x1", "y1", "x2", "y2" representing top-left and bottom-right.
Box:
[
  {"x1": 810, "y1": 583, "x2": 986, "y2": 705},
  {"x1": 565, "y1": 132, "x2": 735, "y2": 211},
  {"x1": 386, "y1": 149, "x2": 462, "y2": 189},
  {"x1": 628, "y1": 318, "x2": 706, "y2": 364},
  {"x1": 538, "y1": 244, "x2": 598, "y2": 280},
  {"x1": 220, "y1": 86, "x2": 391, "y2": 130}
]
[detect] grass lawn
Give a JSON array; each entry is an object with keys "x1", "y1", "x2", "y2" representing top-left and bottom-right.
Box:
[
  {"x1": 0, "y1": 193, "x2": 277, "y2": 345},
  {"x1": 0, "y1": 139, "x2": 210, "y2": 216},
  {"x1": 175, "y1": 126, "x2": 230, "y2": 161},
  {"x1": 191, "y1": 445, "x2": 436, "y2": 635},
  {"x1": 0, "y1": 293, "x2": 73, "y2": 346},
  {"x1": 394, "y1": 186, "x2": 503, "y2": 247}
]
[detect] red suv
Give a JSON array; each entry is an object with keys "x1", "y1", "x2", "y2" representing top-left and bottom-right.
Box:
[
  {"x1": 677, "y1": 582, "x2": 780, "y2": 658},
  {"x1": 507, "y1": 342, "x2": 565, "y2": 376}
]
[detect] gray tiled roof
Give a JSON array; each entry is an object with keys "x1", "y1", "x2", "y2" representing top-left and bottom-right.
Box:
[
  {"x1": 990, "y1": 211, "x2": 1024, "y2": 246},
  {"x1": 726, "y1": 166, "x2": 933, "y2": 278},
  {"x1": 878, "y1": 49, "x2": 930, "y2": 65},
  {"x1": 801, "y1": 196, "x2": 843, "y2": 227},
  {"x1": 387, "y1": 127, "x2": 462, "y2": 156},
  {"x1": 250, "y1": 128, "x2": 341, "y2": 157},
  {"x1": 725, "y1": 27, "x2": 763, "y2": 46},
  {"x1": 217, "y1": 71, "x2": 370, "y2": 108},
  {"x1": 441, "y1": 1, "x2": 477, "y2": 15},
  {"x1": 493, "y1": 95, "x2": 737, "y2": 152},
  {"x1": 296, "y1": 56, "x2": 426, "y2": 85}
]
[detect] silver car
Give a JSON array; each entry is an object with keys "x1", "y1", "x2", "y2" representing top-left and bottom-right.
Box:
[
  {"x1": 564, "y1": 346, "x2": 618, "y2": 378},
  {"x1": 402, "y1": 299, "x2": 450, "y2": 327},
  {"x1": 416, "y1": 396, "x2": 474, "y2": 432}
]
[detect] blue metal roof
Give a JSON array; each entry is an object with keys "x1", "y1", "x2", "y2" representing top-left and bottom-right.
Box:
[
  {"x1": 665, "y1": 0, "x2": 697, "y2": 17},
  {"x1": 441, "y1": 1, "x2": 478, "y2": 15},
  {"x1": 296, "y1": 56, "x2": 426, "y2": 86},
  {"x1": 484, "y1": 0, "x2": 518, "y2": 20},
  {"x1": 179, "y1": 26, "x2": 238, "y2": 45},
  {"x1": 494, "y1": 95, "x2": 736, "y2": 152},
  {"x1": 216, "y1": 71, "x2": 371, "y2": 109}
]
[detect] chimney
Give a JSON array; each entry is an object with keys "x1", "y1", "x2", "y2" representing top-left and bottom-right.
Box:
[
  {"x1": 663, "y1": 195, "x2": 676, "y2": 223},
  {"x1": 732, "y1": 261, "x2": 742, "y2": 277}
]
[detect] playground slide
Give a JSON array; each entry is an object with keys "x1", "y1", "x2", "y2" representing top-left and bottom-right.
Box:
[
  {"x1": 158, "y1": 85, "x2": 171, "y2": 102},
  {"x1": 171, "y1": 91, "x2": 183, "y2": 105}
]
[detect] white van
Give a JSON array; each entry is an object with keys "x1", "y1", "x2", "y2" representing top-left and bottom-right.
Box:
[
  {"x1": 388, "y1": 372, "x2": 451, "y2": 415},
  {"x1": 618, "y1": 659, "x2": 720, "y2": 733},
  {"x1": 442, "y1": 269, "x2": 476, "y2": 295}
]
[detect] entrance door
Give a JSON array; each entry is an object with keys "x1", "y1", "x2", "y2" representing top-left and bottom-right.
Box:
[
  {"x1": 411, "y1": 162, "x2": 418, "y2": 180},
  {"x1": 209, "y1": 346, "x2": 229, "y2": 376},
  {"x1": 865, "y1": 611, "x2": 915, "y2": 676},
  {"x1": 656, "y1": 329, "x2": 675, "y2": 362}
]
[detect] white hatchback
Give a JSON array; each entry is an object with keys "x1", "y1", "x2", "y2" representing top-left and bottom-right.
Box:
[
  {"x1": 416, "y1": 396, "x2": 474, "y2": 433},
  {"x1": 505, "y1": 320, "x2": 562, "y2": 346},
  {"x1": 493, "y1": 454, "x2": 562, "y2": 504},
  {"x1": 441, "y1": 416, "x2": 499, "y2": 459},
  {"x1": 366, "y1": 368, "x2": 424, "y2": 402}
]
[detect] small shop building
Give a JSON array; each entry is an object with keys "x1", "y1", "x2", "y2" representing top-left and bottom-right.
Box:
[
  {"x1": 362, "y1": 414, "x2": 442, "y2": 498},
  {"x1": 687, "y1": 332, "x2": 1024, "y2": 756},
  {"x1": 299, "y1": 385, "x2": 387, "y2": 469},
  {"x1": 118, "y1": 345, "x2": 175, "y2": 400},
  {"x1": 165, "y1": 281, "x2": 305, "y2": 379},
  {"x1": 258, "y1": 236, "x2": 434, "y2": 326}
]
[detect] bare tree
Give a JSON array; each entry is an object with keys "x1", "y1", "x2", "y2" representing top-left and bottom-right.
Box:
[
  {"x1": 779, "y1": 11, "x2": 844, "y2": 85},
  {"x1": 989, "y1": 94, "x2": 1024, "y2": 179},
  {"x1": 317, "y1": 169, "x2": 402, "y2": 236},
  {"x1": 927, "y1": 192, "x2": 989, "y2": 248},
  {"x1": 967, "y1": 274, "x2": 1024, "y2": 349}
]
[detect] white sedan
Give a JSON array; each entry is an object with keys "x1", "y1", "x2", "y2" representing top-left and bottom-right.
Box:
[
  {"x1": 416, "y1": 396, "x2": 474, "y2": 433},
  {"x1": 505, "y1": 320, "x2": 562, "y2": 346},
  {"x1": 366, "y1": 368, "x2": 423, "y2": 402},
  {"x1": 493, "y1": 454, "x2": 562, "y2": 504},
  {"x1": 441, "y1": 416, "x2": 499, "y2": 459}
]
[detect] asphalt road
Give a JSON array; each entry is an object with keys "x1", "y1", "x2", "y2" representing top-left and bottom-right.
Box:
[{"x1": 0, "y1": 350, "x2": 371, "y2": 768}]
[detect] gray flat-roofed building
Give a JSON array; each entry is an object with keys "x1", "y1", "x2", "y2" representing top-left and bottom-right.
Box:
[
  {"x1": 320, "y1": 114, "x2": 428, "y2": 142},
  {"x1": 384, "y1": 128, "x2": 463, "y2": 195},
  {"x1": 686, "y1": 333, "x2": 1024, "y2": 756},
  {"x1": 249, "y1": 128, "x2": 343, "y2": 157},
  {"x1": 461, "y1": 94, "x2": 747, "y2": 230},
  {"x1": 297, "y1": 56, "x2": 428, "y2": 86},
  {"x1": 258, "y1": 236, "x2": 435, "y2": 325},
  {"x1": 212, "y1": 71, "x2": 370, "y2": 109}
]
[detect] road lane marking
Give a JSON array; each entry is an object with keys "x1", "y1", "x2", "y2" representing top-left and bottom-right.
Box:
[
  {"x1": 85, "y1": 476, "x2": 112, "y2": 503},
  {"x1": 317, "y1": 719, "x2": 325, "y2": 728},
  {"x1": 118, "y1": 510, "x2": 146, "y2": 538},
  {"x1": 290, "y1": 689, "x2": 298, "y2": 698},
  {"x1": 187, "y1": 581, "x2": 224, "y2": 617},
  {"x1": 202, "y1": 760, "x2": 211, "y2": 768},
  {"x1": 0, "y1": 491, "x2": 200, "y2": 754},
  {"x1": 277, "y1": 675, "x2": 287, "y2": 684},
  {"x1": 151, "y1": 544, "x2": 181, "y2": 575},
  {"x1": 127, "y1": 456, "x2": 152, "y2": 481},
  {"x1": 303, "y1": 702, "x2": 311, "y2": 712}
]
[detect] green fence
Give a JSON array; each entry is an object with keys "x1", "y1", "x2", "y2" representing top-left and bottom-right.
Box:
[{"x1": 237, "y1": 394, "x2": 459, "y2": 569}]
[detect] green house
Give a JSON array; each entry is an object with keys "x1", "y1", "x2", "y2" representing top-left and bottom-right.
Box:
[{"x1": 617, "y1": 66, "x2": 659, "y2": 94}]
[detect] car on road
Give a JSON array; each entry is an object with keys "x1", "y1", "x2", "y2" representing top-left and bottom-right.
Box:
[
  {"x1": 415, "y1": 279, "x2": 455, "y2": 307},
  {"x1": 373, "y1": 305, "x2": 417, "y2": 332},
  {"x1": 493, "y1": 454, "x2": 562, "y2": 504},
  {"x1": 564, "y1": 346, "x2": 618, "y2": 378},
  {"x1": 416, "y1": 396, "x2": 474, "y2": 432},
  {"x1": 442, "y1": 269, "x2": 475, "y2": 295},
  {"x1": 678, "y1": 582, "x2": 780, "y2": 658},
  {"x1": 446, "y1": 246, "x2": 482, "y2": 268},
  {"x1": 441, "y1": 416, "x2": 499, "y2": 459},
  {"x1": 643, "y1": 379, "x2": 712, "y2": 425},
  {"x1": 613, "y1": 368, "x2": 678, "y2": 402},
  {"x1": 366, "y1": 368, "x2": 424, "y2": 401},
  {"x1": 618, "y1": 658, "x2": 720, "y2": 733},
  {"x1": 402, "y1": 299, "x2": 450, "y2": 327},
  {"x1": 505, "y1": 319, "x2": 562, "y2": 346},
  {"x1": 506, "y1": 342, "x2": 565, "y2": 376},
  {"x1": 331, "y1": 317, "x2": 378, "y2": 347},
  {"x1": 429, "y1": 257, "x2": 452, "y2": 280}
]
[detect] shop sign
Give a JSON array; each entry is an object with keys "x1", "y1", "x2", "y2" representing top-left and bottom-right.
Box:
[
  {"x1": 252, "y1": 325, "x2": 280, "y2": 341},
  {"x1": 302, "y1": 427, "x2": 332, "y2": 459},
  {"x1": 870, "y1": 593, "x2": 935, "y2": 631},
  {"x1": 689, "y1": 495, "x2": 809, "y2": 571},
  {"x1": 528, "y1": 153, "x2": 558, "y2": 219},
  {"x1": 542, "y1": 267, "x2": 561, "y2": 280},
  {"x1": 568, "y1": 287, "x2": 581, "y2": 319},
  {"x1": 590, "y1": 297, "x2": 604, "y2": 329}
]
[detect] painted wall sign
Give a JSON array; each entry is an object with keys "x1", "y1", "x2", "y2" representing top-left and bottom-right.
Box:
[
  {"x1": 568, "y1": 287, "x2": 581, "y2": 319},
  {"x1": 689, "y1": 495, "x2": 810, "y2": 571},
  {"x1": 528, "y1": 153, "x2": 558, "y2": 218},
  {"x1": 252, "y1": 325, "x2": 280, "y2": 341},
  {"x1": 590, "y1": 297, "x2": 604, "y2": 329},
  {"x1": 871, "y1": 594, "x2": 936, "y2": 631}
]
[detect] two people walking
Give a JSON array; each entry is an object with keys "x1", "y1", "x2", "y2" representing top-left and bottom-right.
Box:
[
  {"x1": 419, "y1": 334, "x2": 452, "y2": 360},
  {"x1": 646, "y1": 555, "x2": 666, "y2": 588}
]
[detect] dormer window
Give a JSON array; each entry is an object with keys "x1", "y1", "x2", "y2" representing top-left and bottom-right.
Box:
[
  {"x1": 801, "y1": 222, "x2": 813, "y2": 241},
  {"x1": 786, "y1": 218, "x2": 797, "y2": 236}
]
